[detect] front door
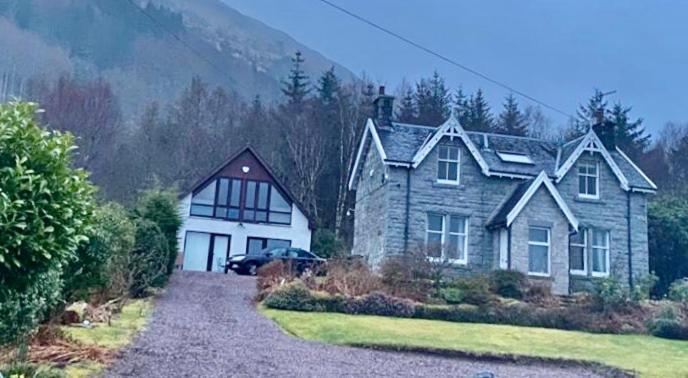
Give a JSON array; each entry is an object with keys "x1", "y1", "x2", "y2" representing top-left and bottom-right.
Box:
[
  {"x1": 499, "y1": 229, "x2": 509, "y2": 269},
  {"x1": 183, "y1": 231, "x2": 231, "y2": 272}
]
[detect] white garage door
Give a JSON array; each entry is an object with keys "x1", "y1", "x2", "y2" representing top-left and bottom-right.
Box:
[{"x1": 183, "y1": 232, "x2": 211, "y2": 271}]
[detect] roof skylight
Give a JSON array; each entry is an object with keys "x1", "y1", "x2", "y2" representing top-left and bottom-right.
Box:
[{"x1": 496, "y1": 151, "x2": 534, "y2": 165}]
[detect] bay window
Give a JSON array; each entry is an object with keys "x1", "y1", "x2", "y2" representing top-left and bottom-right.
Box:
[
  {"x1": 592, "y1": 229, "x2": 610, "y2": 277},
  {"x1": 528, "y1": 227, "x2": 550, "y2": 276}
]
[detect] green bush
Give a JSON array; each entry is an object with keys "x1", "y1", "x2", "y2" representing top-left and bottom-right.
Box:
[
  {"x1": 0, "y1": 269, "x2": 63, "y2": 345},
  {"x1": 440, "y1": 287, "x2": 464, "y2": 304},
  {"x1": 489, "y1": 270, "x2": 528, "y2": 299},
  {"x1": 646, "y1": 304, "x2": 688, "y2": 340},
  {"x1": 264, "y1": 280, "x2": 322, "y2": 311},
  {"x1": 128, "y1": 219, "x2": 168, "y2": 298},
  {"x1": 311, "y1": 229, "x2": 346, "y2": 259},
  {"x1": 345, "y1": 292, "x2": 416, "y2": 317},
  {"x1": 447, "y1": 276, "x2": 494, "y2": 306},
  {"x1": 63, "y1": 203, "x2": 136, "y2": 301},
  {"x1": 668, "y1": 278, "x2": 688, "y2": 302},
  {"x1": 595, "y1": 276, "x2": 628, "y2": 309},
  {"x1": 0, "y1": 101, "x2": 96, "y2": 291},
  {"x1": 0, "y1": 362, "x2": 65, "y2": 378},
  {"x1": 631, "y1": 272, "x2": 659, "y2": 301},
  {"x1": 135, "y1": 187, "x2": 181, "y2": 276}
]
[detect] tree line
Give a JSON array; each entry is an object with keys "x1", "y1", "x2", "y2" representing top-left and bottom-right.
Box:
[{"x1": 19, "y1": 52, "x2": 688, "y2": 290}]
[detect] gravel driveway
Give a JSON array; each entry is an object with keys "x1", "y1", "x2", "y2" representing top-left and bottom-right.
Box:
[{"x1": 106, "y1": 271, "x2": 602, "y2": 378}]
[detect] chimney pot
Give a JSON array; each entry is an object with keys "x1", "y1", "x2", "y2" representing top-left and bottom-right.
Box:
[{"x1": 379, "y1": 85, "x2": 385, "y2": 95}]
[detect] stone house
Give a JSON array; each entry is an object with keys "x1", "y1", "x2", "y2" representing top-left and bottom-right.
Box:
[{"x1": 349, "y1": 88, "x2": 656, "y2": 294}]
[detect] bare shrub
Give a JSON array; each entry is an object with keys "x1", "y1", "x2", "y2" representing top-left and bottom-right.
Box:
[
  {"x1": 380, "y1": 248, "x2": 434, "y2": 301},
  {"x1": 323, "y1": 258, "x2": 380, "y2": 297},
  {"x1": 255, "y1": 260, "x2": 296, "y2": 300}
]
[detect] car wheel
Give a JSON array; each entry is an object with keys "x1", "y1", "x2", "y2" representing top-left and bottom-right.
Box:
[{"x1": 247, "y1": 263, "x2": 258, "y2": 276}]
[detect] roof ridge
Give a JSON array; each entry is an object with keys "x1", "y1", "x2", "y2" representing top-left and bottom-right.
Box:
[
  {"x1": 465, "y1": 131, "x2": 554, "y2": 143},
  {"x1": 391, "y1": 121, "x2": 437, "y2": 130}
]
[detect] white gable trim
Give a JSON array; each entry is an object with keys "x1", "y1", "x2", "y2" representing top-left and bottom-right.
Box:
[
  {"x1": 507, "y1": 171, "x2": 579, "y2": 230},
  {"x1": 554, "y1": 131, "x2": 630, "y2": 191},
  {"x1": 411, "y1": 114, "x2": 490, "y2": 175},
  {"x1": 348, "y1": 119, "x2": 387, "y2": 190},
  {"x1": 616, "y1": 147, "x2": 657, "y2": 191}
]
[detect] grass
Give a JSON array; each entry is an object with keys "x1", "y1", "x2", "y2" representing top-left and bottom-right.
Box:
[
  {"x1": 261, "y1": 308, "x2": 688, "y2": 378},
  {"x1": 61, "y1": 299, "x2": 153, "y2": 376}
]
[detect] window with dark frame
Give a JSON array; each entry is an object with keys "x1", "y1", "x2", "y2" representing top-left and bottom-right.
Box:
[
  {"x1": 190, "y1": 178, "x2": 292, "y2": 225},
  {"x1": 246, "y1": 237, "x2": 292, "y2": 255}
]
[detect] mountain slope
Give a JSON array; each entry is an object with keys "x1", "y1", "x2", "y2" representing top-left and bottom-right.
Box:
[{"x1": 0, "y1": 0, "x2": 354, "y2": 116}]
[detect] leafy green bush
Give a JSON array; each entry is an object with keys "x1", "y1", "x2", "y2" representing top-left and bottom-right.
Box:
[
  {"x1": 489, "y1": 270, "x2": 528, "y2": 299},
  {"x1": 345, "y1": 292, "x2": 416, "y2": 317},
  {"x1": 128, "y1": 219, "x2": 168, "y2": 298},
  {"x1": 264, "y1": 280, "x2": 323, "y2": 311},
  {"x1": 0, "y1": 269, "x2": 63, "y2": 345},
  {"x1": 0, "y1": 101, "x2": 95, "y2": 291},
  {"x1": 648, "y1": 198, "x2": 688, "y2": 297},
  {"x1": 311, "y1": 229, "x2": 346, "y2": 259},
  {"x1": 0, "y1": 362, "x2": 65, "y2": 378},
  {"x1": 646, "y1": 304, "x2": 688, "y2": 340},
  {"x1": 446, "y1": 276, "x2": 494, "y2": 306},
  {"x1": 63, "y1": 203, "x2": 136, "y2": 301},
  {"x1": 631, "y1": 272, "x2": 659, "y2": 301},
  {"x1": 440, "y1": 287, "x2": 464, "y2": 304},
  {"x1": 595, "y1": 276, "x2": 628, "y2": 309},
  {"x1": 135, "y1": 187, "x2": 181, "y2": 276},
  {"x1": 668, "y1": 278, "x2": 688, "y2": 302}
]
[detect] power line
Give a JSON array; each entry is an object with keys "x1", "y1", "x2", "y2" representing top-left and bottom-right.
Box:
[
  {"x1": 317, "y1": 0, "x2": 574, "y2": 119},
  {"x1": 124, "y1": 0, "x2": 227, "y2": 77}
]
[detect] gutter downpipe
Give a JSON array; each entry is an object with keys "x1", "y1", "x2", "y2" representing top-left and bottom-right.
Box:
[
  {"x1": 627, "y1": 191, "x2": 634, "y2": 289},
  {"x1": 403, "y1": 167, "x2": 411, "y2": 251}
]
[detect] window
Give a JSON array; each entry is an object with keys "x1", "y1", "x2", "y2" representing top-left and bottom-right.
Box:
[
  {"x1": 569, "y1": 228, "x2": 587, "y2": 275},
  {"x1": 246, "y1": 237, "x2": 292, "y2": 255},
  {"x1": 425, "y1": 213, "x2": 468, "y2": 264},
  {"x1": 190, "y1": 178, "x2": 292, "y2": 225},
  {"x1": 578, "y1": 161, "x2": 599, "y2": 198},
  {"x1": 437, "y1": 145, "x2": 460, "y2": 184},
  {"x1": 528, "y1": 227, "x2": 550, "y2": 276},
  {"x1": 496, "y1": 151, "x2": 534, "y2": 165},
  {"x1": 592, "y1": 229, "x2": 610, "y2": 277}
]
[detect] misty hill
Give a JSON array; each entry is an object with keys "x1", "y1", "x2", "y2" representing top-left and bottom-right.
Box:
[{"x1": 0, "y1": 0, "x2": 354, "y2": 116}]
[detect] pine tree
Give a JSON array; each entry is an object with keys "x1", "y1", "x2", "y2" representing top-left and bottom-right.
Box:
[
  {"x1": 317, "y1": 67, "x2": 340, "y2": 107},
  {"x1": 608, "y1": 103, "x2": 650, "y2": 159},
  {"x1": 463, "y1": 89, "x2": 494, "y2": 132},
  {"x1": 497, "y1": 93, "x2": 529, "y2": 136},
  {"x1": 413, "y1": 72, "x2": 450, "y2": 126},
  {"x1": 396, "y1": 88, "x2": 417, "y2": 123},
  {"x1": 575, "y1": 89, "x2": 607, "y2": 134},
  {"x1": 453, "y1": 87, "x2": 469, "y2": 126},
  {"x1": 281, "y1": 51, "x2": 311, "y2": 109}
]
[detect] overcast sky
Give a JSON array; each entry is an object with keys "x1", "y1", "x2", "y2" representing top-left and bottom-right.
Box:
[{"x1": 222, "y1": 0, "x2": 687, "y2": 135}]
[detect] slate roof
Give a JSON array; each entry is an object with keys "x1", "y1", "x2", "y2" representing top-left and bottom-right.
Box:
[
  {"x1": 374, "y1": 121, "x2": 655, "y2": 191},
  {"x1": 485, "y1": 178, "x2": 533, "y2": 228}
]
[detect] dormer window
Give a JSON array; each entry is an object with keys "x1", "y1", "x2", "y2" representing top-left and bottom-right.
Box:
[
  {"x1": 578, "y1": 161, "x2": 599, "y2": 199},
  {"x1": 437, "y1": 145, "x2": 460, "y2": 184}
]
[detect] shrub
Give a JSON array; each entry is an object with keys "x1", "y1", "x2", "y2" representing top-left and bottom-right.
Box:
[
  {"x1": 595, "y1": 276, "x2": 628, "y2": 309},
  {"x1": 311, "y1": 229, "x2": 346, "y2": 259},
  {"x1": 128, "y1": 219, "x2": 168, "y2": 298},
  {"x1": 263, "y1": 280, "x2": 319, "y2": 311},
  {"x1": 668, "y1": 278, "x2": 688, "y2": 302},
  {"x1": 380, "y1": 251, "x2": 432, "y2": 301},
  {"x1": 256, "y1": 260, "x2": 295, "y2": 298},
  {"x1": 345, "y1": 292, "x2": 417, "y2": 317},
  {"x1": 631, "y1": 272, "x2": 659, "y2": 301},
  {"x1": 0, "y1": 269, "x2": 63, "y2": 345},
  {"x1": 0, "y1": 362, "x2": 65, "y2": 378},
  {"x1": 323, "y1": 258, "x2": 380, "y2": 297},
  {"x1": 646, "y1": 304, "x2": 688, "y2": 340},
  {"x1": 525, "y1": 281, "x2": 553, "y2": 304},
  {"x1": 0, "y1": 101, "x2": 95, "y2": 291},
  {"x1": 63, "y1": 203, "x2": 136, "y2": 301},
  {"x1": 135, "y1": 187, "x2": 182, "y2": 276},
  {"x1": 440, "y1": 287, "x2": 464, "y2": 304},
  {"x1": 489, "y1": 270, "x2": 528, "y2": 299},
  {"x1": 447, "y1": 276, "x2": 494, "y2": 306}
]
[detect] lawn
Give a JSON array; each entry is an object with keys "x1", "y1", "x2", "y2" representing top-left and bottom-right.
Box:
[
  {"x1": 261, "y1": 308, "x2": 688, "y2": 378},
  {"x1": 61, "y1": 299, "x2": 153, "y2": 376}
]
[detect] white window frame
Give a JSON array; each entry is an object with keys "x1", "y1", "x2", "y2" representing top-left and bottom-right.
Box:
[
  {"x1": 591, "y1": 229, "x2": 611, "y2": 277},
  {"x1": 528, "y1": 227, "x2": 551, "y2": 277},
  {"x1": 437, "y1": 145, "x2": 461, "y2": 185},
  {"x1": 569, "y1": 229, "x2": 587, "y2": 275},
  {"x1": 425, "y1": 213, "x2": 468, "y2": 265},
  {"x1": 578, "y1": 160, "x2": 600, "y2": 199}
]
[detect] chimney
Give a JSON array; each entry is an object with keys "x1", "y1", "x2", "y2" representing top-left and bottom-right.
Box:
[
  {"x1": 592, "y1": 118, "x2": 616, "y2": 150},
  {"x1": 373, "y1": 85, "x2": 394, "y2": 127}
]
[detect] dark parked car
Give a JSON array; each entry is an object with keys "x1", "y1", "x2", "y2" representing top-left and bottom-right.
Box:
[{"x1": 227, "y1": 247, "x2": 325, "y2": 276}]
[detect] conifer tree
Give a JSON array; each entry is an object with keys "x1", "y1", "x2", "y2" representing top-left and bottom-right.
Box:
[
  {"x1": 463, "y1": 89, "x2": 494, "y2": 132},
  {"x1": 414, "y1": 72, "x2": 450, "y2": 126},
  {"x1": 453, "y1": 87, "x2": 470, "y2": 126},
  {"x1": 608, "y1": 103, "x2": 650, "y2": 159},
  {"x1": 497, "y1": 93, "x2": 529, "y2": 136},
  {"x1": 396, "y1": 88, "x2": 417, "y2": 123},
  {"x1": 317, "y1": 67, "x2": 340, "y2": 107},
  {"x1": 281, "y1": 51, "x2": 311, "y2": 109}
]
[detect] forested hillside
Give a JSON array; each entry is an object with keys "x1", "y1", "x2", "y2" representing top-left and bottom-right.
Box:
[{"x1": 0, "y1": 0, "x2": 354, "y2": 116}]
